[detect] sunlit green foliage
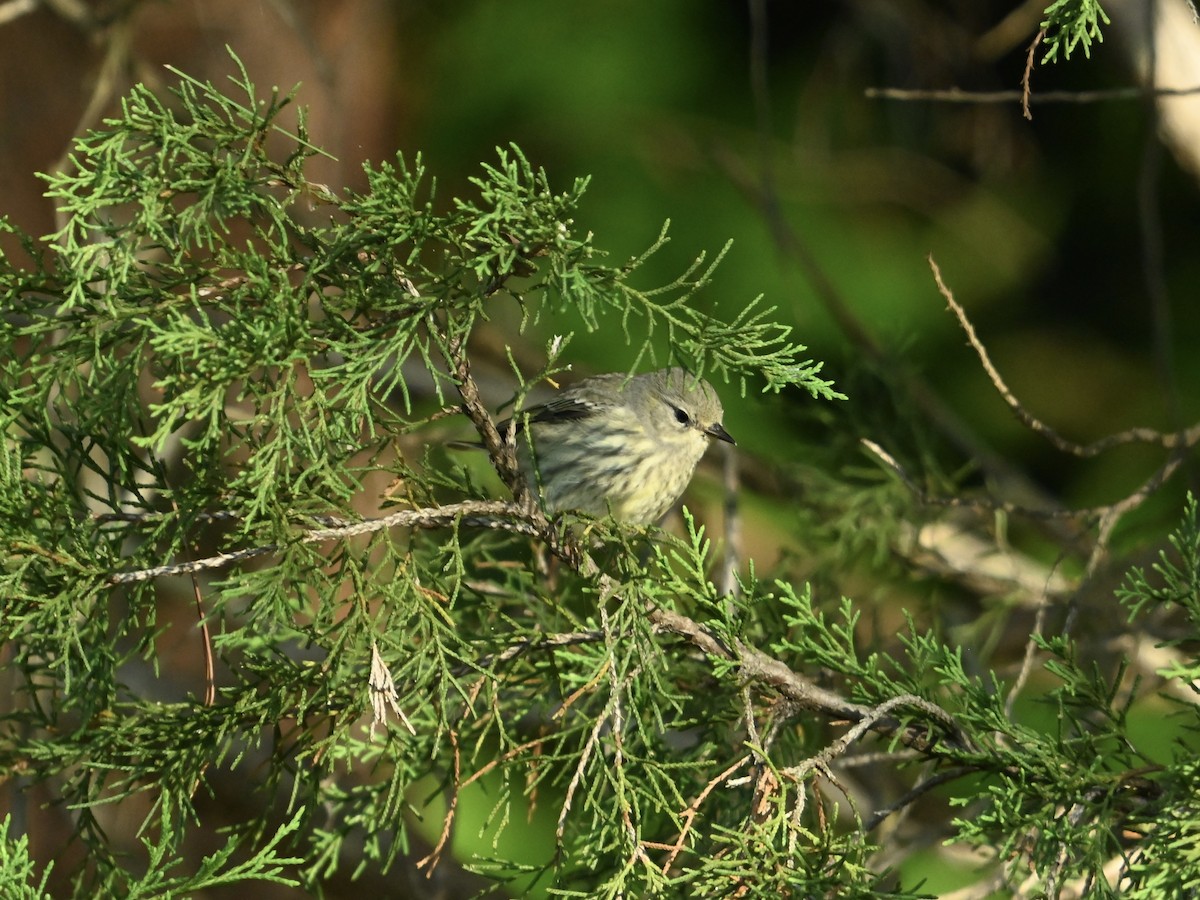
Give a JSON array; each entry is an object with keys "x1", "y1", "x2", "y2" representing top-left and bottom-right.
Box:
[{"x1": 1041, "y1": 0, "x2": 1111, "y2": 62}]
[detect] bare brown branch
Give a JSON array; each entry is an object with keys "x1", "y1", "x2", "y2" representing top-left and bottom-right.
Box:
[
  {"x1": 648, "y1": 606, "x2": 972, "y2": 754},
  {"x1": 929, "y1": 254, "x2": 1200, "y2": 458},
  {"x1": 1022, "y1": 28, "x2": 1046, "y2": 120},
  {"x1": 643, "y1": 754, "x2": 753, "y2": 873},
  {"x1": 416, "y1": 728, "x2": 460, "y2": 874},
  {"x1": 107, "y1": 500, "x2": 532, "y2": 584},
  {"x1": 866, "y1": 84, "x2": 1200, "y2": 105}
]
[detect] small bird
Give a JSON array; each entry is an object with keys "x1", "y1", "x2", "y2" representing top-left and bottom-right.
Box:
[{"x1": 478, "y1": 367, "x2": 735, "y2": 524}]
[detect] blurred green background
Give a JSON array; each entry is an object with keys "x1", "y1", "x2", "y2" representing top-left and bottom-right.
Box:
[{"x1": 397, "y1": 0, "x2": 1198, "y2": 509}]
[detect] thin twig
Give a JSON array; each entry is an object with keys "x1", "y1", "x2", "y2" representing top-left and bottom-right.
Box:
[
  {"x1": 866, "y1": 84, "x2": 1200, "y2": 105},
  {"x1": 1021, "y1": 28, "x2": 1045, "y2": 120},
  {"x1": 642, "y1": 753, "x2": 754, "y2": 873},
  {"x1": 459, "y1": 629, "x2": 606, "y2": 678},
  {"x1": 441, "y1": 328, "x2": 533, "y2": 511},
  {"x1": 186, "y1": 561, "x2": 216, "y2": 707},
  {"x1": 96, "y1": 509, "x2": 243, "y2": 525},
  {"x1": 108, "y1": 500, "x2": 531, "y2": 584},
  {"x1": 809, "y1": 693, "x2": 970, "y2": 769},
  {"x1": 551, "y1": 658, "x2": 611, "y2": 722},
  {"x1": 111, "y1": 544, "x2": 275, "y2": 585},
  {"x1": 1086, "y1": 449, "x2": 1188, "y2": 578},
  {"x1": 460, "y1": 735, "x2": 546, "y2": 790},
  {"x1": 557, "y1": 700, "x2": 610, "y2": 845},
  {"x1": 862, "y1": 436, "x2": 1186, "y2": 553},
  {"x1": 929, "y1": 255, "x2": 1200, "y2": 458},
  {"x1": 1004, "y1": 560, "x2": 1062, "y2": 721},
  {"x1": 863, "y1": 766, "x2": 974, "y2": 832},
  {"x1": 602, "y1": 605, "x2": 646, "y2": 868},
  {"x1": 416, "y1": 728, "x2": 460, "y2": 873},
  {"x1": 162, "y1": 487, "x2": 218, "y2": 709},
  {"x1": 836, "y1": 748, "x2": 926, "y2": 768},
  {"x1": 860, "y1": 438, "x2": 1074, "y2": 522},
  {"x1": 650, "y1": 606, "x2": 973, "y2": 754},
  {"x1": 740, "y1": 684, "x2": 761, "y2": 751}
]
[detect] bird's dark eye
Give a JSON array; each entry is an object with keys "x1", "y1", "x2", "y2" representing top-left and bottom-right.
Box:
[{"x1": 673, "y1": 407, "x2": 690, "y2": 425}]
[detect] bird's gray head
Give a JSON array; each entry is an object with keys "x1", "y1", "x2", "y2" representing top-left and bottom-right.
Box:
[{"x1": 629, "y1": 368, "x2": 736, "y2": 448}]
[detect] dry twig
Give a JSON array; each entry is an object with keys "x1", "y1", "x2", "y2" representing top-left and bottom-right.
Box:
[
  {"x1": 1022, "y1": 28, "x2": 1046, "y2": 120},
  {"x1": 928, "y1": 255, "x2": 1200, "y2": 458},
  {"x1": 416, "y1": 729, "x2": 460, "y2": 873},
  {"x1": 108, "y1": 500, "x2": 534, "y2": 584},
  {"x1": 866, "y1": 84, "x2": 1200, "y2": 105}
]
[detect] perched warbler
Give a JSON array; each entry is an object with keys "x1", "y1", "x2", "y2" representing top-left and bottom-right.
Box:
[{"x1": 480, "y1": 368, "x2": 735, "y2": 524}]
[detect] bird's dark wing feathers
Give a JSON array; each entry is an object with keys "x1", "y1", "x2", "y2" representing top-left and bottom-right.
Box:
[
  {"x1": 505, "y1": 396, "x2": 606, "y2": 431},
  {"x1": 449, "y1": 396, "x2": 608, "y2": 451}
]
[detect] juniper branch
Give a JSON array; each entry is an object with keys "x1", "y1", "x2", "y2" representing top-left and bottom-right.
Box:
[{"x1": 108, "y1": 500, "x2": 532, "y2": 583}]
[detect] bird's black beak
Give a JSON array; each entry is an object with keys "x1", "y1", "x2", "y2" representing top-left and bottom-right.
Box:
[{"x1": 706, "y1": 423, "x2": 736, "y2": 445}]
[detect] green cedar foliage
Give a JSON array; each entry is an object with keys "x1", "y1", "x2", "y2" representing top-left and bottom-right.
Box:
[
  {"x1": 1, "y1": 51, "x2": 1197, "y2": 898},
  {"x1": 1041, "y1": 0, "x2": 1111, "y2": 63}
]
